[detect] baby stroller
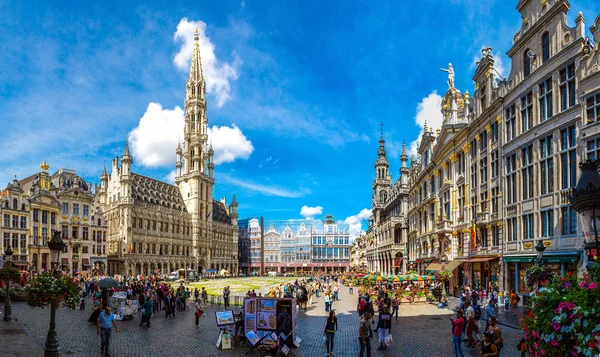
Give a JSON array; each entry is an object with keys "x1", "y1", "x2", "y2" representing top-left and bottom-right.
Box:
[{"x1": 119, "y1": 300, "x2": 137, "y2": 321}]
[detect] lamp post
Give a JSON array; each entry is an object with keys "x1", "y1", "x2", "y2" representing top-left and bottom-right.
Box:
[
  {"x1": 45, "y1": 231, "x2": 65, "y2": 357},
  {"x1": 3, "y1": 245, "x2": 13, "y2": 321},
  {"x1": 440, "y1": 256, "x2": 448, "y2": 299},
  {"x1": 568, "y1": 160, "x2": 600, "y2": 266},
  {"x1": 535, "y1": 240, "x2": 546, "y2": 291}
]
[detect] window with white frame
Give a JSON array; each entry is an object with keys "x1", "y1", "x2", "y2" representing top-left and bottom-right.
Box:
[
  {"x1": 480, "y1": 130, "x2": 488, "y2": 152},
  {"x1": 541, "y1": 209, "x2": 554, "y2": 237},
  {"x1": 560, "y1": 125, "x2": 577, "y2": 189},
  {"x1": 539, "y1": 135, "x2": 554, "y2": 195},
  {"x1": 471, "y1": 161, "x2": 478, "y2": 189},
  {"x1": 480, "y1": 191, "x2": 488, "y2": 213},
  {"x1": 492, "y1": 225, "x2": 500, "y2": 247},
  {"x1": 480, "y1": 157, "x2": 488, "y2": 184},
  {"x1": 522, "y1": 213, "x2": 534, "y2": 240},
  {"x1": 458, "y1": 184, "x2": 465, "y2": 220},
  {"x1": 521, "y1": 145, "x2": 534, "y2": 199},
  {"x1": 560, "y1": 63, "x2": 576, "y2": 111},
  {"x1": 491, "y1": 121, "x2": 498, "y2": 142},
  {"x1": 491, "y1": 187, "x2": 498, "y2": 214},
  {"x1": 539, "y1": 77, "x2": 553, "y2": 122},
  {"x1": 521, "y1": 91, "x2": 533, "y2": 133},
  {"x1": 561, "y1": 206, "x2": 577, "y2": 235},
  {"x1": 506, "y1": 104, "x2": 516, "y2": 142},
  {"x1": 586, "y1": 137, "x2": 600, "y2": 161},
  {"x1": 62, "y1": 203, "x2": 69, "y2": 215},
  {"x1": 507, "y1": 217, "x2": 518, "y2": 242},
  {"x1": 491, "y1": 150, "x2": 499, "y2": 178},
  {"x1": 506, "y1": 153, "x2": 517, "y2": 204},
  {"x1": 586, "y1": 92, "x2": 600, "y2": 124}
]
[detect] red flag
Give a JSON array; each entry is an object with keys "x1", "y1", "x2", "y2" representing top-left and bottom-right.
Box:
[{"x1": 471, "y1": 223, "x2": 477, "y2": 251}]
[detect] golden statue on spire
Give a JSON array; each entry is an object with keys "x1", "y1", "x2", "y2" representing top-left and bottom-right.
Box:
[{"x1": 40, "y1": 160, "x2": 50, "y2": 172}]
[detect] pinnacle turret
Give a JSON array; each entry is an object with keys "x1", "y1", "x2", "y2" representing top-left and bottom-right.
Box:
[{"x1": 188, "y1": 28, "x2": 204, "y2": 84}]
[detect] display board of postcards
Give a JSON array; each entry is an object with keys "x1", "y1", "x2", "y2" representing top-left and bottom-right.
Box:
[{"x1": 244, "y1": 297, "x2": 296, "y2": 345}]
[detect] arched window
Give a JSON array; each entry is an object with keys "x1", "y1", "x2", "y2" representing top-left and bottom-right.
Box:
[
  {"x1": 523, "y1": 49, "x2": 531, "y2": 77},
  {"x1": 542, "y1": 32, "x2": 550, "y2": 62}
]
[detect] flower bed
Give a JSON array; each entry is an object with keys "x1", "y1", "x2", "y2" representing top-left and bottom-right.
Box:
[{"x1": 521, "y1": 265, "x2": 600, "y2": 356}]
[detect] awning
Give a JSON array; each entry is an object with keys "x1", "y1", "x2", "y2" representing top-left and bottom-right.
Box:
[
  {"x1": 503, "y1": 252, "x2": 580, "y2": 264},
  {"x1": 445, "y1": 260, "x2": 461, "y2": 272},
  {"x1": 425, "y1": 262, "x2": 442, "y2": 272},
  {"x1": 82, "y1": 258, "x2": 90, "y2": 265},
  {"x1": 463, "y1": 257, "x2": 498, "y2": 263}
]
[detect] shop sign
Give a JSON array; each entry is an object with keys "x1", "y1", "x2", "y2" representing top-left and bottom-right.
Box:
[
  {"x1": 543, "y1": 241, "x2": 553, "y2": 248},
  {"x1": 523, "y1": 242, "x2": 533, "y2": 249}
]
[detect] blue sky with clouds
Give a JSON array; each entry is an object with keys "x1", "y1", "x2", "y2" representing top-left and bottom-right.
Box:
[{"x1": 1, "y1": 0, "x2": 598, "y2": 237}]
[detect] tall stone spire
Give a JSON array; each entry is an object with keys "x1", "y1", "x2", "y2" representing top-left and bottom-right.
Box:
[{"x1": 189, "y1": 28, "x2": 204, "y2": 83}]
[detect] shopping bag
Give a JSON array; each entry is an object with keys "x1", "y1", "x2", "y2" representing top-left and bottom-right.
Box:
[
  {"x1": 385, "y1": 334, "x2": 393, "y2": 346},
  {"x1": 323, "y1": 335, "x2": 327, "y2": 347}
]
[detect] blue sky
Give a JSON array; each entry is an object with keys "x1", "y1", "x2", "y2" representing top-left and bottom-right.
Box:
[{"x1": 1, "y1": 0, "x2": 598, "y2": 237}]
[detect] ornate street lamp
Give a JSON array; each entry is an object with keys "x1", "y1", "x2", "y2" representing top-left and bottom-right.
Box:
[
  {"x1": 3, "y1": 245, "x2": 13, "y2": 321},
  {"x1": 535, "y1": 240, "x2": 546, "y2": 265},
  {"x1": 568, "y1": 160, "x2": 600, "y2": 264},
  {"x1": 440, "y1": 256, "x2": 448, "y2": 298},
  {"x1": 535, "y1": 240, "x2": 546, "y2": 291},
  {"x1": 45, "y1": 231, "x2": 65, "y2": 357}
]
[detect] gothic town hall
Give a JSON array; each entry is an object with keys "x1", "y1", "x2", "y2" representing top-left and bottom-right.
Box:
[{"x1": 98, "y1": 29, "x2": 239, "y2": 277}]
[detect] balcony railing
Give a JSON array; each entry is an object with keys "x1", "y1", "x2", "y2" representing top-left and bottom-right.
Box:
[{"x1": 476, "y1": 212, "x2": 489, "y2": 224}]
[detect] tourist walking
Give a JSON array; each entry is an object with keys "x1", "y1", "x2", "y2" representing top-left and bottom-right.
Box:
[
  {"x1": 349, "y1": 282, "x2": 353, "y2": 295},
  {"x1": 88, "y1": 297, "x2": 101, "y2": 324},
  {"x1": 391, "y1": 297, "x2": 399, "y2": 321},
  {"x1": 484, "y1": 299, "x2": 497, "y2": 333},
  {"x1": 139, "y1": 298, "x2": 153, "y2": 328},
  {"x1": 223, "y1": 286, "x2": 231, "y2": 308},
  {"x1": 479, "y1": 332, "x2": 499, "y2": 357},
  {"x1": 487, "y1": 316, "x2": 503, "y2": 353},
  {"x1": 202, "y1": 287, "x2": 208, "y2": 304},
  {"x1": 96, "y1": 307, "x2": 119, "y2": 357},
  {"x1": 333, "y1": 284, "x2": 339, "y2": 301},
  {"x1": 465, "y1": 301, "x2": 477, "y2": 347},
  {"x1": 509, "y1": 289, "x2": 519, "y2": 316},
  {"x1": 323, "y1": 310, "x2": 338, "y2": 356},
  {"x1": 449, "y1": 310, "x2": 465, "y2": 357},
  {"x1": 359, "y1": 312, "x2": 372, "y2": 357},
  {"x1": 325, "y1": 292, "x2": 331, "y2": 312},
  {"x1": 376, "y1": 305, "x2": 391, "y2": 351},
  {"x1": 194, "y1": 298, "x2": 204, "y2": 326}
]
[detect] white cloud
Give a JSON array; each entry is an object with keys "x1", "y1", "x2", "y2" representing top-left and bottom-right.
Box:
[
  {"x1": 128, "y1": 102, "x2": 185, "y2": 168},
  {"x1": 409, "y1": 91, "x2": 443, "y2": 155},
  {"x1": 344, "y1": 208, "x2": 372, "y2": 240},
  {"x1": 300, "y1": 206, "x2": 323, "y2": 219},
  {"x1": 218, "y1": 173, "x2": 308, "y2": 198},
  {"x1": 164, "y1": 170, "x2": 176, "y2": 184},
  {"x1": 173, "y1": 18, "x2": 242, "y2": 107},
  {"x1": 128, "y1": 102, "x2": 253, "y2": 168},
  {"x1": 207, "y1": 124, "x2": 253, "y2": 165}
]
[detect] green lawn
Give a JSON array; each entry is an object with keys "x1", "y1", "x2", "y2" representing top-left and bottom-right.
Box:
[{"x1": 168, "y1": 276, "x2": 299, "y2": 296}]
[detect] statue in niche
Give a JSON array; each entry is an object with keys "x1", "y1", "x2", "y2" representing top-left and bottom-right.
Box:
[{"x1": 440, "y1": 63, "x2": 455, "y2": 89}]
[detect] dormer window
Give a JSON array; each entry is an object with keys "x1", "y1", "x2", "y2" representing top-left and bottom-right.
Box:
[
  {"x1": 523, "y1": 49, "x2": 531, "y2": 77},
  {"x1": 480, "y1": 84, "x2": 487, "y2": 111},
  {"x1": 542, "y1": 32, "x2": 550, "y2": 63}
]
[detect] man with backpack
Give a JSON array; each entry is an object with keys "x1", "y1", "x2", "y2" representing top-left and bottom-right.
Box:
[{"x1": 359, "y1": 312, "x2": 372, "y2": 357}]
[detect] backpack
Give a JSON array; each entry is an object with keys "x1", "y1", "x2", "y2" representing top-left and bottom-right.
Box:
[
  {"x1": 516, "y1": 295, "x2": 521, "y2": 303},
  {"x1": 474, "y1": 306, "x2": 482, "y2": 320}
]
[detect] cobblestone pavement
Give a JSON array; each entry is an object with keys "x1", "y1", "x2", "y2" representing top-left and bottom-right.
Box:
[{"x1": 2, "y1": 284, "x2": 524, "y2": 356}]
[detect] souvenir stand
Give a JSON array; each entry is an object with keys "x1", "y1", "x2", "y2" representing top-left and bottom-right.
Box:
[
  {"x1": 215, "y1": 310, "x2": 236, "y2": 350},
  {"x1": 244, "y1": 297, "x2": 298, "y2": 356}
]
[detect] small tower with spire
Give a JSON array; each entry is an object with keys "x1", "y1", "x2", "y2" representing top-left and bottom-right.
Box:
[
  {"x1": 372, "y1": 123, "x2": 391, "y2": 225},
  {"x1": 176, "y1": 142, "x2": 183, "y2": 177},
  {"x1": 230, "y1": 192, "x2": 238, "y2": 226},
  {"x1": 121, "y1": 141, "x2": 132, "y2": 176},
  {"x1": 400, "y1": 142, "x2": 409, "y2": 188},
  {"x1": 208, "y1": 142, "x2": 214, "y2": 179}
]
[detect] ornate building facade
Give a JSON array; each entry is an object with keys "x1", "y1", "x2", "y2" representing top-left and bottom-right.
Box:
[
  {"x1": 1, "y1": 162, "x2": 107, "y2": 274},
  {"x1": 98, "y1": 28, "x2": 238, "y2": 277},
  {"x1": 401, "y1": 0, "x2": 600, "y2": 299},
  {"x1": 365, "y1": 135, "x2": 410, "y2": 275}
]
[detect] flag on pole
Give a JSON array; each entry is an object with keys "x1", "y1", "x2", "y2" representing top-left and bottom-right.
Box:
[{"x1": 471, "y1": 223, "x2": 477, "y2": 251}]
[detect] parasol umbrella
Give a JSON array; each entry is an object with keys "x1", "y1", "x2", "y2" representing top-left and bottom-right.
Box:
[
  {"x1": 423, "y1": 275, "x2": 436, "y2": 281},
  {"x1": 362, "y1": 274, "x2": 373, "y2": 280},
  {"x1": 97, "y1": 278, "x2": 119, "y2": 289},
  {"x1": 388, "y1": 275, "x2": 403, "y2": 283},
  {"x1": 403, "y1": 274, "x2": 424, "y2": 282},
  {"x1": 354, "y1": 273, "x2": 366, "y2": 277}
]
